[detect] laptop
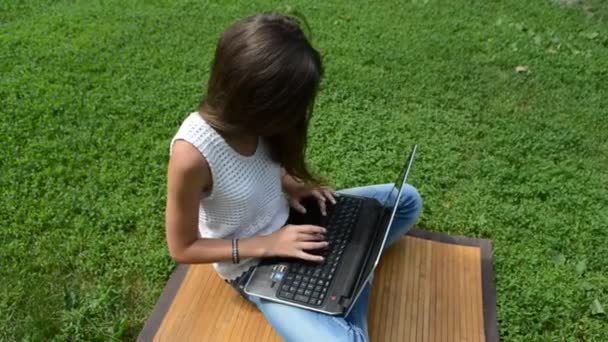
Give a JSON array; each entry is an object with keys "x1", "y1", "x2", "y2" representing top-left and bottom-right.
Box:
[{"x1": 240, "y1": 145, "x2": 417, "y2": 315}]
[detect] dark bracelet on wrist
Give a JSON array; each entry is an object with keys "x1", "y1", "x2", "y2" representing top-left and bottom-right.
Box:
[{"x1": 232, "y1": 238, "x2": 240, "y2": 264}]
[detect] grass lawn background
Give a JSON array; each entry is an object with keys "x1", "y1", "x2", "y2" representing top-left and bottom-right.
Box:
[{"x1": 1, "y1": 0, "x2": 607, "y2": 340}]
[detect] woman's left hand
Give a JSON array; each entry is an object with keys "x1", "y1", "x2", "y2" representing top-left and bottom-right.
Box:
[{"x1": 285, "y1": 184, "x2": 336, "y2": 216}]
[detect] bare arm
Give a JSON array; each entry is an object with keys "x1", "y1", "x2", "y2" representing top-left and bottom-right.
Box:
[
  {"x1": 165, "y1": 141, "x2": 268, "y2": 264},
  {"x1": 165, "y1": 142, "x2": 327, "y2": 264},
  {"x1": 281, "y1": 168, "x2": 302, "y2": 192}
]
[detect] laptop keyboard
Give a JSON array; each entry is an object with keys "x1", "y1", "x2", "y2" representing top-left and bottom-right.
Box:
[{"x1": 277, "y1": 196, "x2": 362, "y2": 306}]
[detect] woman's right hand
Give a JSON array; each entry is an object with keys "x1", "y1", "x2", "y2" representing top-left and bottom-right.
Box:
[{"x1": 261, "y1": 224, "x2": 328, "y2": 262}]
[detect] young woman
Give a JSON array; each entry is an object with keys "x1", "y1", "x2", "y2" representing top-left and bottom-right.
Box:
[{"x1": 165, "y1": 13, "x2": 422, "y2": 341}]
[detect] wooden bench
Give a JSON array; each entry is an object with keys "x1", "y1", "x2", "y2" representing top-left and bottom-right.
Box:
[{"x1": 139, "y1": 229, "x2": 499, "y2": 341}]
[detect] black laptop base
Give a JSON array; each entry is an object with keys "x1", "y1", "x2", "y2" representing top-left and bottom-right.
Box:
[{"x1": 244, "y1": 194, "x2": 383, "y2": 315}]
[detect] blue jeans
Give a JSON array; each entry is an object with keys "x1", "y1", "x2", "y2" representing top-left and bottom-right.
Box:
[{"x1": 248, "y1": 184, "x2": 423, "y2": 342}]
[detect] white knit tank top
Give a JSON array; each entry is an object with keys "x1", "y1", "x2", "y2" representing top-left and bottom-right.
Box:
[{"x1": 170, "y1": 112, "x2": 289, "y2": 280}]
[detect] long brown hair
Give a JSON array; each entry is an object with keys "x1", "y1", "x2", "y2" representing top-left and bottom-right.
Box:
[{"x1": 199, "y1": 13, "x2": 323, "y2": 183}]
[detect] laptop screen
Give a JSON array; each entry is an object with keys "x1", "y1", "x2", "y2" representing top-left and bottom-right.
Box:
[
  {"x1": 374, "y1": 144, "x2": 417, "y2": 266},
  {"x1": 345, "y1": 144, "x2": 417, "y2": 316}
]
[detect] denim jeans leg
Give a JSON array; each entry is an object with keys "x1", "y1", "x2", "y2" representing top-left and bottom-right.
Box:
[{"x1": 250, "y1": 183, "x2": 422, "y2": 341}]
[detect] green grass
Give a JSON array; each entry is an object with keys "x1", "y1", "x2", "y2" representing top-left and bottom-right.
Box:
[{"x1": 1, "y1": 0, "x2": 607, "y2": 340}]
